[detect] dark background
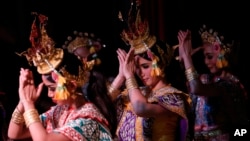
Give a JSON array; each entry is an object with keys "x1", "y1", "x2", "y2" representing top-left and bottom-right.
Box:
[{"x1": 0, "y1": 0, "x2": 249, "y2": 135}]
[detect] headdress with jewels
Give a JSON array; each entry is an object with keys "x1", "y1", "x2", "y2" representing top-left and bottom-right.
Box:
[
  {"x1": 16, "y1": 12, "x2": 88, "y2": 101},
  {"x1": 62, "y1": 31, "x2": 105, "y2": 71},
  {"x1": 119, "y1": 0, "x2": 174, "y2": 77},
  {"x1": 199, "y1": 24, "x2": 233, "y2": 68}
]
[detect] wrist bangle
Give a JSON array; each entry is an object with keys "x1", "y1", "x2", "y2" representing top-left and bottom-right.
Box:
[
  {"x1": 185, "y1": 67, "x2": 198, "y2": 82},
  {"x1": 125, "y1": 77, "x2": 138, "y2": 90},
  {"x1": 23, "y1": 109, "x2": 41, "y2": 127},
  {"x1": 11, "y1": 108, "x2": 25, "y2": 124},
  {"x1": 108, "y1": 84, "x2": 120, "y2": 96}
]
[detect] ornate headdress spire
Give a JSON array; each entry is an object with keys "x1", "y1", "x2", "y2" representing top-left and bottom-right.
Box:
[
  {"x1": 17, "y1": 12, "x2": 64, "y2": 74},
  {"x1": 119, "y1": 0, "x2": 176, "y2": 77},
  {"x1": 120, "y1": 0, "x2": 156, "y2": 55}
]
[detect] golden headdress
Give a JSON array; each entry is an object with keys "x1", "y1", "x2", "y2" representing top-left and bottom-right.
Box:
[
  {"x1": 62, "y1": 31, "x2": 104, "y2": 71},
  {"x1": 119, "y1": 1, "x2": 175, "y2": 77},
  {"x1": 199, "y1": 24, "x2": 233, "y2": 68},
  {"x1": 63, "y1": 31, "x2": 90, "y2": 53},
  {"x1": 199, "y1": 24, "x2": 232, "y2": 53},
  {"x1": 17, "y1": 12, "x2": 89, "y2": 100},
  {"x1": 17, "y1": 12, "x2": 63, "y2": 74},
  {"x1": 120, "y1": 1, "x2": 156, "y2": 55}
]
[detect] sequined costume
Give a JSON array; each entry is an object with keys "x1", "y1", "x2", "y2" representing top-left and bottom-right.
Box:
[
  {"x1": 40, "y1": 102, "x2": 112, "y2": 141},
  {"x1": 190, "y1": 74, "x2": 249, "y2": 141},
  {"x1": 115, "y1": 86, "x2": 190, "y2": 141}
]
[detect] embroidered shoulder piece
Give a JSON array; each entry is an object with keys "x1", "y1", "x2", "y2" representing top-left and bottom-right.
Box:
[{"x1": 148, "y1": 86, "x2": 191, "y2": 119}]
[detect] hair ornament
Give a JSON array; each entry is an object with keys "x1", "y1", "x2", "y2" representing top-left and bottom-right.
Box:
[
  {"x1": 199, "y1": 24, "x2": 234, "y2": 68},
  {"x1": 150, "y1": 55, "x2": 162, "y2": 77},
  {"x1": 63, "y1": 31, "x2": 90, "y2": 53},
  {"x1": 62, "y1": 31, "x2": 105, "y2": 53},
  {"x1": 199, "y1": 24, "x2": 233, "y2": 54},
  {"x1": 51, "y1": 70, "x2": 69, "y2": 100},
  {"x1": 59, "y1": 66, "x2": 89, "y2": 88},
  {"x1": 62, "y1": 30, "x2": 104, "y2": 71},
  {"x1": 49, "y1": 64, "x2": 89, "y2": 101}
]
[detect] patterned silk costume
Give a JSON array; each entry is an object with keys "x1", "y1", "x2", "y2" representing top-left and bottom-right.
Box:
[
  {"x1": 115, "y1": 86, "x2": 191, "y2": 141},
  {"x1": 40, "y1": 102, "x2": 113, "y2": 141}
]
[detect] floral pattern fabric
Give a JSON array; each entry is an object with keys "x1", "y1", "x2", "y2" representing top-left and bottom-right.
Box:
[{"x1": 40, "y1": 102, "x2": 112, "y2": 141}]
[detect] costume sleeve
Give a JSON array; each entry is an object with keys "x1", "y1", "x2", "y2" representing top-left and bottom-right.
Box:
[
  {"x1": 148, "y1": 87, "x2": 191, "y2": 120},
  {"x1": 153, "y1": 93, "x2": 188, "y2": 119},
  {"x1": 40, "y1": 107, "x2": 55, "y2": 128}
]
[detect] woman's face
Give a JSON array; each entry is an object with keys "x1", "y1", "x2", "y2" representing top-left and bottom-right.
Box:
[
  {"x1": 135, "y1": 56, "x2": 161, "y2": 87},
  {"x1": 41, "y1": 75, "x2": 69, "y2": 105},
  {"x1": 203, "y1": 43, "x2": 220, "y2": 74}
]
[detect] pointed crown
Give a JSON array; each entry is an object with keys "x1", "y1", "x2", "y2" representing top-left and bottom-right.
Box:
[
  {"x1": 16, "y1": 12, "x2": 64, "y2": 74},
  {"x1": 119, "y1": 1, "x2": 176, "y2": 77},
  {"x1": 120, "y1": 2, "x2": 156, "y2": 55}
]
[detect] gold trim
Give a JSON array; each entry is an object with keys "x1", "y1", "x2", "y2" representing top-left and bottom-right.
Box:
[{"x1": 36, "y1": 48, "x2": 64, "y2": 74}]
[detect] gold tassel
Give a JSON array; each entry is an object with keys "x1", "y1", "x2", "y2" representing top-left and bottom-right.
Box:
[
  {"x1": 54, "y1": 74, "x2": 70, "y2": 100},
  {"x1": 216, "y1": 50, "x2": 228, "y2": 69},
  {"x1": 216, "y1": 59, "x2": 223, "y2": 69},
  {"x1": 147, "y1": 49, "x2": 162, "y2": 77},
  {"x1": 151, "y1": 59, "x2": 162, "y2": 77},
  {"x1": 89, "y1": 46, "x2": 96, "y2": 54},
  {"x1": 95, "y1": 58, "x2": 101, "y2": 65},
  {"x1": 151, "y1": 67, "x2": 162, "y2": 77},
  {"x1": 222, "y1": 59, "x2": 228, "y2": 67}
]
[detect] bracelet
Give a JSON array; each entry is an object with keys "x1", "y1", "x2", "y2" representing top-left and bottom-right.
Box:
[
  {"x1": 108, "y1": 84, "x2": 120, "y2": 96},
  {"x1": 125, "y1": 77, "x2": 138, "y2": 90},
  {"x1": 23, "y1": 109, "x2": 41, "y2": 128},
  {"x1": 185, "y1": 67, "x2": 198, "y2": 82},
  {"x1": 11, "y1": 108, "x2": 25, "y2": 124}
]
